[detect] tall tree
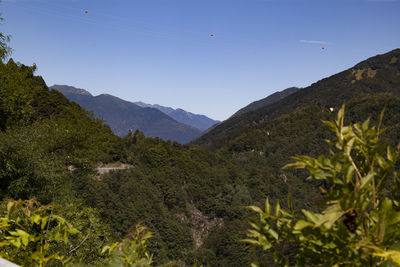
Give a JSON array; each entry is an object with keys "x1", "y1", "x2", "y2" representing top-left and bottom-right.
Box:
[{"x1": 0, "y1": 6, "x2": 11, "y2": 63}]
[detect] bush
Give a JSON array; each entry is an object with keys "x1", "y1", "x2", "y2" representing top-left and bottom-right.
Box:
[{"x1": 245, "y1": 105, "x2": 400, "y2": 266}]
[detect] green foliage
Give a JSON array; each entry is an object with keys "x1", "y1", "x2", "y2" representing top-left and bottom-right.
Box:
[
  {"x1": 0, "y1": 199, "x2": 79, "y2": 267},
  {"x1": 0, "y1": 199, "x2": 155, "y2": 267},
  {"x1": 54, "y1": 202, "x2": 111, "y2": 265},
  {"x1": 102, "y1": 225, "x2": 153, "y2": 267},
  {"x1": 76, "y1": 131, "x2": 241, "y2": 263},
  {"x1": 245, "y1": 106, "x2": 400, "y2": 266},
  {"x1": 2, "y1": 21, "x2": 400, "y2": 267},
  {"x1": 0, "y1": 57, "x2": 124, "y2": 202},
  {"x1": 0, "y1": 10, "x2": 11, "y2": 63},
  {"x1": 0, "y1": 59, "x2": 42, "y2": 130},
  {"x1": 0, "y1": 53, "x2": 125, "y2": 266}
]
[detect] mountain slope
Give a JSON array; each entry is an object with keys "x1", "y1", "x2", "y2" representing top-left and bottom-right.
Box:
[
  {"x1": 50, "y1": 84, "x2": 92, "y2": 97},
  {"x1": 51, "y1": 85, "x2": 202, "y2": 143},
  {"x1": 5, "y1": 49, "x2": 400, "y2": 266},
  {"x1": 232, "y1": 87, "x2": 301, "y2": 117},
  {"x1": 134, "y1": 101, "x2": 220, "y2": 131},
  {"x1": 192, "y1": 48, "x2": 400, "y2": 149}
]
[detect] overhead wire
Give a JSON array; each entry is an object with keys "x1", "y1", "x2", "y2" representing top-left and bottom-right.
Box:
[{"x1": 2, "y1": 0, "x2": 235, "y2": 47}]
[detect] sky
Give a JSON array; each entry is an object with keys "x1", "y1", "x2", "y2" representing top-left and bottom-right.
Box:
[{"x1": 1, "y1": 0, "x2": 399, "y2": 120}]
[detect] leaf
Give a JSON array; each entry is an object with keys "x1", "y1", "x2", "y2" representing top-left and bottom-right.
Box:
[
  {"x1": 287, "y1": 194, "x2": 293, "y2": 212},
  {"x1": 283, "y1": 161, "x2": 306, "y2": 169},
  {"x1": 370, "y1": 245, "x2": 400, "y2": 265},
  {"x1": 67, "y1": 228, "x2": 79, "y2": 235},
  {"x1": 54, "y1": 231, "x2": 61, "y2": 241},
  {"x1": 242, "y1": 238, "x2": 261, "y2": 246},
  {"x1": 322, "y1": 120, "x2": 336, "y2": 131},
  {"x1": 345, "y1": 164, "x2": 355, "y2": 183},
  {"x1": 376, "y1": 198, "x2": 393, "y2": 243},
  {"x1": 41, "y1": 216, "x2": 49, "y2": 230},
  {"x1": 266, "y1": 227, "x2": 279, "y2": 241},
  {"x1": 302, "y1": 210, "x2": 320, "y2": 225},
  {"x1": 376, "y1": 155, "x2": 390, "y2": 170},
  {"x1": 31, "y1": 214, "x2": 41, "y2": 225},
  {"x1": 378, "y1": 108, "x2": 386, "y2": 132},
  {"x1": 344, "y1": 137, "x2": 355, "y2": 156},
  {"x1": 273, "y1": 251, "x2": 290, "y2": 267},
  {"x1": 7, "y1": 201, "x2": 14, "y2": 214},
  {"x1": 361, "y1": 172, "x2": 376, "y2": 189},
  {"x1": 337, "y1": 105, "x2": 345, "y2": 126},
  {"x1": 314, "y1": 203, "x2": 345, "y2": 229},
  {"x1": 293, "y1": 220, "x2": 313, "y2": 232},
  {"x1": 387, "y1": 146, "x2": 395, "y2": 163},
  {"x1": 362, "y1": 118, "x2": 370, "y2": 132},
  {"x1": 15, "y1": 229, "x2": 31, "y2": 247},
  {"x1": 246, "y1": 205, "x2": 264, "y2": 215},
  {"x1": 265, "y1": 198, "x2": 271, "y2": 215},
  {"x1": 275, "y1": 201, "x2": 281, "y2": 217},
  {"x1": 389, "y1": 211, "x2": 400, "y2": 226}
]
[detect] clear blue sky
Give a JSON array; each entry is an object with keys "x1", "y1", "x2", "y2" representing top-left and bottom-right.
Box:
[{"x1": 1, "y1": 0, "x2": 399, "y2": 120}]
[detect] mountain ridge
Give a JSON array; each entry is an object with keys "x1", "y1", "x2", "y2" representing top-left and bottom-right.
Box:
[
  {"x1": 51, "y1": 84, "x2": 92, "y2": 96},
  {"x1": 231, "y1": 87, "x2": 301, "y2": 117},
  {"x1": 51, "y1": 85, "x2": 202, "y2": 143},
  {"x1": 134, "y1": 101, "x2": 220, "y2": 131},
  {"x1": 4, "y1": 48, "x2": 400, "y2": 266},
  {"x1": 192, "y1": 48, "x2": 400, "y2": 149}
]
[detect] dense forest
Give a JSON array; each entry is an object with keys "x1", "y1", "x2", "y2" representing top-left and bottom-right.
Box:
[{"x1": 1, "y1": 15, "x2": 400, "y2": 266}]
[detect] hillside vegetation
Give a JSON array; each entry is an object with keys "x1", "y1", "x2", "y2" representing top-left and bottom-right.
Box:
[
  {"x1": 1, "y1": 26, "x2": 400, "y2": 266},
  {"x1": 193, "y1": 49, "x2": 400, "y2": 150}
]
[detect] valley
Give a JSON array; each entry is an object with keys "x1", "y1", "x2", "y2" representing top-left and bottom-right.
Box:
[{"x1": 1, "y1": 48, "x2": 400, "y2": 266}]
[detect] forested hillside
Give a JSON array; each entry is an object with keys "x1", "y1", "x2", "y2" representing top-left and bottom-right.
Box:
[
  {"x1": 193, "y1": 49, "x2": 400, "y2": 150},
  {"x1": 2, "y1": 23, "x2": 400, "y2": 266},
  {"x1": 0, "y1": 58, "x2": 126, "y2": 265}
]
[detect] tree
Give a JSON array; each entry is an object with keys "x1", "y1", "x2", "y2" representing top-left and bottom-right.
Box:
[
  {"x1": 0, "y1": 9, "x2": 11, "y2": 63},
  {"x1": 244, "y1": 105, "x2": 400, "y2": 266}
]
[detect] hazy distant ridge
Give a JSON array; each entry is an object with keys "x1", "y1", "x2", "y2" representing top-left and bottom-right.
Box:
[
  {"x1": 51, "y1": 85, "x2": 202, "y2": 143},
  {"x1": 134, "y1": 101, "x2": 220, "y2": 131}
]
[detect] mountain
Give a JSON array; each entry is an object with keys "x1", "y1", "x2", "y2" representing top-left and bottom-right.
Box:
[
  {"x1": 50, "y1": 84, "x2": 93, "y2": 97},
  {"x1": 192, "y1": 48, "x2": 400, "y2": 149},
  {"x1": 51, "y1": 85, "x2": 202, "y2": 143},
  {"x1": 5, "y1": 48, "x2": 400, "y2": 266},
  {"x1": 134, "y1": 101, "x2": 220, "y2": 131},
  {"x1": 232, "y1": 87, "x2": 301, "y2": 117}
]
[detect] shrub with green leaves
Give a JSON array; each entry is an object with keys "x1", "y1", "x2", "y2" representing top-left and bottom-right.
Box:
[
  {"x1": 102, "y1": 224, "x2": 153, "y2": 267},
  {"x1": 0, "y1": 199, "x2": 79, "y2": 267},
  {"x1": 244, "y1": 105, "x2": 400, "y2": 266}
]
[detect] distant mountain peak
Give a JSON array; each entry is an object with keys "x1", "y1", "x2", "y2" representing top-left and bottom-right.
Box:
[
  {"x1": 50, "y1": 85, "x2": 206, "y2": 143},
  {"x1": 134, "y1": 102, "x2": 220, "y2": 131},
  {"x1": 51, "y1": 84, "x2": 92, "y2": 96}
]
